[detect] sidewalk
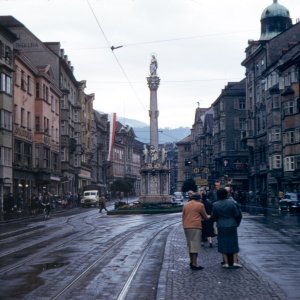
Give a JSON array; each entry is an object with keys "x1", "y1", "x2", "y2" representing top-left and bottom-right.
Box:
[
  {"x1": 0, "y1": 197, "x2": 134, "y2": 223},
  {"x1": 157, "y1": 224, "x2": 285, "y2": 300}
]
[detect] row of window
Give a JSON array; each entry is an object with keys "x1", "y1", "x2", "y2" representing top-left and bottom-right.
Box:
[
  {"x1": 15, "y1": 67, "x2": 32, "y2": 95},
  {"x1": 283, "y1": 130, "x2": 300, "y2": 145},
  {"x1": 14, "y1": 105, "x2": 32, "y2": 129},
  {"x1": 15, "y1": 67, "x2": 60, "y2": 115},
  {"x1": 13, "y1": 105, "x2": 59, "y2": 139},
  {"x1": 267, "y1": 128, "x2": 300, "y2": 145},
  {"x1": 269, "y1": 155, "x2": 300, "y2": 171},
  {"x1": 14, "y1": 140, "x2": 32, "y2": 167},
  {"x1": 265, "y1": 69, "x2": 298, "y2": 91}
]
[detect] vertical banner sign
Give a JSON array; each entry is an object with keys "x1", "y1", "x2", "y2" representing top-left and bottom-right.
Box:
[{"x1": 107, "y1": 112, "x2": 117, "y2": 161}]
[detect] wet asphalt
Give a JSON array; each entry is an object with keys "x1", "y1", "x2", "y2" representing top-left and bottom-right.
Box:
[{"x1": 0, "y1": 205, "x2": 299, "y2": 299}]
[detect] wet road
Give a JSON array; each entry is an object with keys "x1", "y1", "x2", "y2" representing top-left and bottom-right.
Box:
[
  {"x1": 0, "y1": 206, "x2": 299, "y2": 299},
  {"x1": 0, "y1": 207, "x2": 180, "y2": 299},
  {"x1": 238, "y1": 209, "x2": 300, "y2": 300}
]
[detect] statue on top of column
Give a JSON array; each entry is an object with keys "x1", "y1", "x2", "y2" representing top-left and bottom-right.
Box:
[{"x1": 150, "y1": 55, "x2": 158, "y2": 76}]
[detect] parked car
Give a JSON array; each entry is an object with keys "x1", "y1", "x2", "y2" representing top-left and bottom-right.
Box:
[{"x1": 279, "y1": 192, "x2": 300, "y2": 212}]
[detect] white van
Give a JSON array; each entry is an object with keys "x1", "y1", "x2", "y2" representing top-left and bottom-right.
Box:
[{"x1": 81, "y1": 190, "x2": 99, "y2": 207}]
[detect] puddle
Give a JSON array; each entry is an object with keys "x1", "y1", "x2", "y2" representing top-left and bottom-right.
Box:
[
  {"x1": 36, "y1": 262, "x2": 67, "y2": 271},
  {"x1": 0, "y1": 259, "x2": 69, "y2": 297}
]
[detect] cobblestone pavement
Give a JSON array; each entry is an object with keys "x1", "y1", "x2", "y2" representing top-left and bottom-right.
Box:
[{"x1": 157, "y1": 224, "x2": 286, "y2": 300}]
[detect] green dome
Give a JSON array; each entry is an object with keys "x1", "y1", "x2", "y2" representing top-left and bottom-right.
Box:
[
  {"x1": 260, "y1": 0, "x2": 292, "y2": 40},
  {"x1": 261, "y1": 0, "x2": 290, "y2": 20}
]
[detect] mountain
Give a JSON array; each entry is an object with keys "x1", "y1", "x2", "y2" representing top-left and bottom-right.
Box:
[
  {"x1": 116, "y1": 116, "x2": 148, "y2": 128},
  {"x1": 134, "y1": 126, "x2": 191, "y2": 144},
  {"x1": 116, "y1": 116, "x2": 190, "y2": 144}
]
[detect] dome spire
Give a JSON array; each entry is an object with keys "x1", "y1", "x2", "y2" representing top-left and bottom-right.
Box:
[{"x1": 260, "y1": 0, "x2": 292, "y2": 40}]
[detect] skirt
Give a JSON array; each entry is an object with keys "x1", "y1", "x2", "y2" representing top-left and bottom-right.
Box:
[
  {"x1": 217, "y1": 226, "x2": 239, "y2": 254},
  {"x1": 184, "y1": 228, "x2": 202, "y2": 253},
  {"x1": 202, "y1": 218, "x2": 216, "y2": 239}
]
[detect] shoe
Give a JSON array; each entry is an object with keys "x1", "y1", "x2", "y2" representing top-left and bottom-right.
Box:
[
  {"x1": 222, "y1": 264, "x2": 229, "y2": 268},
  {"x1": 190, "y1": 265, "x2": 204, "y2": 270},
  {"x1": 233, "y1": 263, "x2": 242, "y2": 268}
]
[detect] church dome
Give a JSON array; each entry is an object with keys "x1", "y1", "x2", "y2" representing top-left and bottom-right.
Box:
[
  {"x1": 260, "y1": 0, "x2": 292, "y2": 40},
  {"x1": 261, "y1": 0, "x2": 290, "y2": 20}
]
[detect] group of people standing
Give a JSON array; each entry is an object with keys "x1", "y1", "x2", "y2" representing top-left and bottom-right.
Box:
[{"x1": 182, "y1": 181, "x2": 242, "y2": 270}]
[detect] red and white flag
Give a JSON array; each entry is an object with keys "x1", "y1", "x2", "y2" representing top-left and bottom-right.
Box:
[{"x1": 107, "y1": 112, "x2": 117, "y2": 161}]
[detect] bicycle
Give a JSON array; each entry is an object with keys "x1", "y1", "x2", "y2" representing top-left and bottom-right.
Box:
[{"x1": 42, "y1": 203, "x2": 51, "y2": 220}]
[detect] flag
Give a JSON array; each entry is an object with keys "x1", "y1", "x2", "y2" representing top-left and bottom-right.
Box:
[{"x1": 107, "y1": 113, "x2": 117, "y2": 161}]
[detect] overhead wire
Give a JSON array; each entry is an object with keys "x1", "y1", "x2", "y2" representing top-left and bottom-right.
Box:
[
  {"x1": 121, "y1": 30, "x2": 255, "y2": 47},
  {"x1": 86, "y1": 0, "x2": 147, "y2": 112}
]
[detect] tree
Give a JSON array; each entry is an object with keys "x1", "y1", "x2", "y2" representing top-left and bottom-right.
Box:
[
  {"x1": 110, "y1": 179, "x2": 134, "y2": 195},
  {"x1": 181, "y1": 178, "x2": 197, "y2": 193}
]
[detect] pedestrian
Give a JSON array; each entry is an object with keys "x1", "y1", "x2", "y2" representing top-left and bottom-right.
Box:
[
  {"x1": 211, "y1": 188, "x2": 242, "y2": 268},
  {"x1": 187, "y1": 190, "x2": 194, "y2": 200},
  {"x1": 31, "y1": 194, "x2": 39, "y2": 215},
  {"x1": 99, "y1": 196, "x2": 108, "y2": 213},
  {"x1": 208, "y1": 180, "x2": 221, "y2": 203},
  {"x1": 200, "y1": 188, "x2": 215, "y2": 248},
  {"x1": 182, "y1": 193, "x2": 209, "y2": 270}
]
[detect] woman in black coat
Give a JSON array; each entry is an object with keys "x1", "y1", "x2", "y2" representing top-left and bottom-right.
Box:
[{"x1": 200, "y1": 189, "x2": 215, "y2": 247}]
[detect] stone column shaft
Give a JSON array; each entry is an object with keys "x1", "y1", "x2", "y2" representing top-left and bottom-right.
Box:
[{"x1": 147, "y1": 76, "x2": 160, "y2": 149}]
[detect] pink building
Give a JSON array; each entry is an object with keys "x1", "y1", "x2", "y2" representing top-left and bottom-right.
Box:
[
  {"x1": 13, "y1": 55, "x2": 61, "y2": 206},
  {"x1": 34, "y1": 65, "x2": 61, "y2": 195},
  {"x1": 13, "y1": 54, "x2": 36, "y2": 207}
]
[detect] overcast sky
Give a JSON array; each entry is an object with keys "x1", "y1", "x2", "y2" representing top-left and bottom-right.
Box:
[{"x1": 1, "y1": 0, "x2": 299, "y2": 128}]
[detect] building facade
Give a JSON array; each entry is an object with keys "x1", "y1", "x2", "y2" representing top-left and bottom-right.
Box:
[
  {"x1": 13, "y1": 54, "x2": 36, "y2": 208},
  {"x1": 212, "y1": 80, "x2": 249, "y2": 192},
  {"x1": 0, "y1": 25, "x2": 16, "y2": 216},
  {"x1": 91, "y1": 110, "x2": 109, "y2": 192},
  {"x1": 241, "y1": 1, "x2": 300, "y2": 205},
  {"x1": 107, "y1": 121, "x2": 142, "y2": 198}
]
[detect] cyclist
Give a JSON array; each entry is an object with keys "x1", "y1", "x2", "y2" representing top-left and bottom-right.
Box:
[{"x1": 42, "y1": 193, "x2": 51, "y2": 220}]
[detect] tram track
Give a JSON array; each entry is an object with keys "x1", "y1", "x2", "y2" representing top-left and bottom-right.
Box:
[
  {"x1": 50, "y1": 218, "x2": 180, "y2": 300},
  {"x1": 0, "y1": 213, "x2": 98, "y2": 274},
  {"x1": 0, "y1": 210, "x2": 182, "y2": 299}
]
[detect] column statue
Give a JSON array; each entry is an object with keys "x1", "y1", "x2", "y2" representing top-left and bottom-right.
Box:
[{"x1": 150, "y1": 55, "x2": 158, "y2": 76}]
